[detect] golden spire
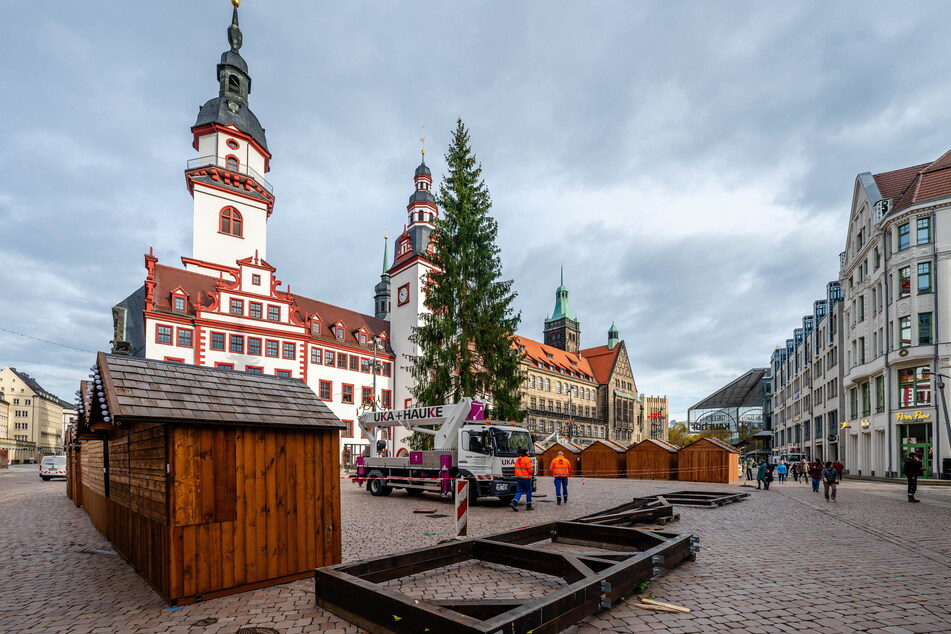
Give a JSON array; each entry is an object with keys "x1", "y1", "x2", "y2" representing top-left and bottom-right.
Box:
[
  {"x1": 232, "y1": 0, "x2": 240, "y2": 7},
  {"x1": 420, "y1": 125, "x2": 426, "y2": 158}
]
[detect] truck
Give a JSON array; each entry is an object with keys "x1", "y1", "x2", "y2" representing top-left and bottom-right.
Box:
[{"x1": 353, "y1": 398, "x2": 536, "y2": 502}]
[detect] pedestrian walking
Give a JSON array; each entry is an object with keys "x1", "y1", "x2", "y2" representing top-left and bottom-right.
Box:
[
  {"x1": 833, "y1": 459, "x2": 844, "y2": 480},
  {"x1": 791, "y1": 461, "x2": 801, "y2": 483},
  {"x1": 821, "y1": 461, "x2": 840, "y2": 502},
  {"x1": 549, "y1": 450, "x2": 571, "y2": 505},
  {"x1": 800, "y1": 458, "x2": 809, "y2": 485},
  {"x1": 776, "y1": 461, "x2": 788, "y2": 483},
  {"x1": 756, "y1": 459, "x2": 767, "y2": 489},
  {"x1": 808, "y1": 459, "x2": 823, "y2": 492},
  {"x1": 746, "y1": 458, "x2": 755, "y2": 481},
  {"x1": 763, "y1": 463, "x2": 774, "y2": 490},
  {"x1": 510, "y1": 448, "x2": 535, "y2": 512},
  {"x1": 903, "y1": 451, "x2": 923, "y2": 503}
]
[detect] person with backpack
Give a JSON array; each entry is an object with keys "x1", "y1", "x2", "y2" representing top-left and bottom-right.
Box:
[
  {"x1": 821, "y1": 460, "x2": 840, "y2": 502},
  {"x1": 756, "y1": 459, "x2": 767, "y2": 490}
]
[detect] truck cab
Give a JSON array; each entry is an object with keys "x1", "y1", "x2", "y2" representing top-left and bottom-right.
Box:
[{"x1": 457, "y1": 424, "x2": 536, "y2": 499}]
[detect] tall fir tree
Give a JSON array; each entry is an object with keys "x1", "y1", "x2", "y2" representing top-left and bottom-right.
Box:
[{"x1": 409, "y1": 119, "x2": 524, "y2": 424}]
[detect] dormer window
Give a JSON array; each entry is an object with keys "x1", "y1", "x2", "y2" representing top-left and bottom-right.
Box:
[
  {"x1": 251, "y1": 274, "x2": 261, "y2": 285},
  {"x1": 311, "y1": 322, "x2": 321, "y2": 337},
  {"x1": 220, "y1": 206, "x2": 243, "y2": 237},
  {"x1": 173, "y1": 297, "x2": 185, "y2": 312},
  {"x1": 360, "y1": 333, "x2": 367, "y2": 345}
]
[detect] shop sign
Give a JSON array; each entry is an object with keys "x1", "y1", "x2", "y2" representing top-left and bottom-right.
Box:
[
  {"x1": 895, "y1": 411, "x2": 931, "y2": 421},
  {"x1": 827, "y1": 434, "x2": 837, "y2": 442},
  {"x1": 859, "y1": 419, "x2": 871, "y2": 429}
]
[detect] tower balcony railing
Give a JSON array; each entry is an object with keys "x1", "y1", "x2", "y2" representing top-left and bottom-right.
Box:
[{"x1": 187, "y1": 155, "x2": 273, "y2": 194}]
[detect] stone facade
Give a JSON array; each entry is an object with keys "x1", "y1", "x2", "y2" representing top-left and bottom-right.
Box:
[{"x1": 0, "y1": 367, "x2": 70, "y2": 462}]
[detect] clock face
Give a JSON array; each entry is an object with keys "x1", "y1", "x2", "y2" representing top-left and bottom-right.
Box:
[{"x1": 398, "y1": 284, "x2": 410, "y2": 306}]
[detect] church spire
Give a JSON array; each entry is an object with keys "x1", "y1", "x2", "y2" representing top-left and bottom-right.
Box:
[
  {"x1": 382, "y1": 235, "x2": 390, "y2": 275},
  {"x1": 544, "y1": 269, "x2": 581, "y2": 353},
  {"x1": 374, "y1": 234, "x2": 392, "y2": 319},
  {"x1": 608, "y1": 322, "x2": 619, "y2": 350}
]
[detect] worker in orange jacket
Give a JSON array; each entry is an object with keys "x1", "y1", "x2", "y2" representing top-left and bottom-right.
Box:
[
  {"x1": 510, "y1": 447, "x2": 535, "y2": 512},
  {"x1": 550, "y1": 450, "x2": 571, "y2": 505}
]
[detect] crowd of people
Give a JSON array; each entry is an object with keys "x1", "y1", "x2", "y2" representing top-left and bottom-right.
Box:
[{"x1": 744, "y1": 456, "x2": 844, "y2": 500}]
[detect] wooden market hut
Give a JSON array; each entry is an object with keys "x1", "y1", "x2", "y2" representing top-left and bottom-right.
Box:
[
  {"x1": 75, "y1": 353, "x2": 345, "y2": 605},
  {"x1": 538, "y1": 439, "x2": 583, "y2": 476},
  {"x1": 579, "y1": 439, "x2": 627, "y2": 478},
  {"x1": 626, "y1": 438, "x2": 679, "y2": 480},
  {"x1": 677, "y1": 437, "x2": 740, "y2": 484}
]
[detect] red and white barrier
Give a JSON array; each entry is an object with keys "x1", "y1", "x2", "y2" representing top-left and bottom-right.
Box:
[{"x1": 455, "y1": 479, "x2": 469, "y2": 538}]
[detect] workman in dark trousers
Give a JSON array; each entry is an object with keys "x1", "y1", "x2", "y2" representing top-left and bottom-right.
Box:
[
  {"x1": 550, "y1": 450, "x2": 571, "y2": 505},
  {"x1": 511, "y1": 448, "x2": 535, "y2": 511},
  {"x1": 904, "y1": 451, "x2": 923, "y2": 503}
]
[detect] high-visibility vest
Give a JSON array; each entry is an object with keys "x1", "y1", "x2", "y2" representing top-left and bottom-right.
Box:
[
  {"x1": 550, "y1": 456, "x2": 571, "y2": 477},
  {"x1": 514, "y1": 455, "x2": 534, "y2": 479}
]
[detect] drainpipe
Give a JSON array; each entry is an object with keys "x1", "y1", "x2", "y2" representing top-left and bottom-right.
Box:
[
  {"x1": 932, "y1": 209, "x2": 941, "y2": 479},
  {"x1": 882, "y1": 230, "x2": 893, "y2": 477}
]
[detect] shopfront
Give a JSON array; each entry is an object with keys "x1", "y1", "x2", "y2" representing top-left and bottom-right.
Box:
[{"x1": 897, "y1": 417, "x2": 934, "y2": 479}]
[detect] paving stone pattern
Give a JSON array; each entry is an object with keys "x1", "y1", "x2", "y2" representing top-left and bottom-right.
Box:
[{"x1": 2, "y1": 463, "x2": 950, "y2": 633}]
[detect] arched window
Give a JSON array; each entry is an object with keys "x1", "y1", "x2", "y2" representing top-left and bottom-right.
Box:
[
  {"x1": 226, "y1": 155, "x2": 239, "y2": 171},
  {"x1": 229, "y1": 75, "x2": 240, "y2": 93},
  {"x1": 219, "y1": 207, "x2": 243, "y2": 237}
]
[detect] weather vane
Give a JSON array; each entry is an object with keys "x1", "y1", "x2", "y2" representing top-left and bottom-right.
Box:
[{"x1": 420, "y1": 125, "x2": 426, "y2": 158}]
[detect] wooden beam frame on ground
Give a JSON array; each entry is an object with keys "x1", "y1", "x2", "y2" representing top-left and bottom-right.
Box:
[
  {"x1": 314, "y1": 520, "x2": 695, "y2": 634},
  {"x1": 651, "y1": 491, "x2": 750, "y2": 507}
]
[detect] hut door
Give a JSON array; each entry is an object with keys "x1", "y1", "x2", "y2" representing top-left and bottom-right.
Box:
[{"x1": 171, "y1": 426, "x2": 238, "y2": 526}]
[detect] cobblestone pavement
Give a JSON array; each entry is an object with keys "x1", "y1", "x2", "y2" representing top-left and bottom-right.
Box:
[{"x1": 2, "y1": 463, "x2": 950, "y2": 633}]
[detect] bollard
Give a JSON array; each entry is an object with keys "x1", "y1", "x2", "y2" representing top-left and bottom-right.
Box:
[{"x1": 455, "y1": 479, "x2": 469, "y2": 538}]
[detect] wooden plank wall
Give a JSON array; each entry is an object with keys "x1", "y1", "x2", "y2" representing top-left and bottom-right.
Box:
[
  {"x1": 109, "y1": 422, "x2": 167, "y2": 523},
  {"x1": 678, "y1": 447, "x2": 739, "y2": 484},
  {"x1": 580, "y1": 444, "x2": 622, "y2": 478},
  {"x1": 81, "y1": 439, "x2": 106, "y2": 496},
  {"x1": 108, "y1": 498, "x2": 169, "y2": 597},
  {"x1": 168, "y1": 425, "x2": 341, "y2": 602},
  {"x1": 626, "y1": 445, "x2": 678, "y2": 480},
  {"x1": 539, "y1": 446, "x2": 580, "y2": 476}
]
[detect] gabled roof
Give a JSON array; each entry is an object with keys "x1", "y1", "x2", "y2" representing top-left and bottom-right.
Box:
[
  {"x1": 514, "y1": 336, "x2": 594, "y2": 381},
  {"x1": 682, "y1": 437, "x2": 740, "y2": 453},
  {"x1": 579, "y1": 344, "x2": 620, "y2": 384},
  {"x1": 629, "y1": 438, "x2": 679, "y2": 453},
  {"x1": 7, "y1": 368, "x2": 69, "y2": 406},
  {"x1": 580, "y1": 438, "x2": 625, "y2": 453},
  {"x1": 95, "y1": 353, "x2": 343, "y2": 430},
  {"x1": 150, "y1": 264, "x2": 389, "y2": 350},
  {"x1": 875, "y1": 148, "x2": 951, "y2": 213}
]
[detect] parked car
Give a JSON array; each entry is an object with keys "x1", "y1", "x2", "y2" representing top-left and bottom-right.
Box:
[{"x1": 39, "y1": 455, "x2": 67, "y2": 481}]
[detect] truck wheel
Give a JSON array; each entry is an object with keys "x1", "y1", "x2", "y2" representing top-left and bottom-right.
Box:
[{"x1": 368, "y1": 477, "x2": 392, "y2": 497}]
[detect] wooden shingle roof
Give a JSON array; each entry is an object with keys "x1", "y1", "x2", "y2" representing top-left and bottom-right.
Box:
[
  {"x1": 629, "y1": 438, "x2": 679, "y2": 453},
  {"x1": 96, "y1": 352, "x2": 344, "y2": 430},
  {"x1": 681, "y1": 437, "x2": 739, "y2": 453}
]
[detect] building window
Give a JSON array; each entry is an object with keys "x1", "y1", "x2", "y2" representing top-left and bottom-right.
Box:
[
  {"x1": 849, "y1": 387, "x2": 858, "y2": 420},
  {"x1": 230, "y1": 298, "x2": 244, "y2": 315},
  {"x1": 897, "y1": 222, "x2": 910, "y2": 250},
  {"x1": 917, "y1": 262, "x2": 932, "y2": 293},
  {"x1": 246, "y1": 366, "x2": 263, "y2": 374},
  {"x1": 311, "y1": 322, "x2": 321, "y2": 336},
  {"x1": 177, "y1": 328, "x2": 193, "y2": 347},
  {"x1": 545, "y1": 378, "x2": 551, "y2": 391},
  {"x1": 276, "y1": 370, "x2": 291, "y2": 378},
  {"x1": 898, "y1": 267, "x2": 911, "y2": 298},
  {"x1": 918, "y1": 312, "x2": 933, "y2": 346},
  {"x1": 226, "y1": 156, "x2": 239, "y2": 171},
  {"x1": 319, "y1": 380, "x2": 332, "y2": 401},
  {"x1": 383, "y1": 362, "x2": 391, "y2": 377},
  {"x1": 230, "y1": 335, "x2": 244, "y2": 354},
  {"x1": 858, "y1": 296, "x2": 865, "y2": 321},
  {"x1": 248, "y1": 337, "x2": 261, "y2": 356},
  {"x1": 252, "y1": 274, "x2": 261, "y2": 285},
  {"x1": 219, "y1": 207, "x2": 243, "y2": 237},
  {"x1": 282, "y1": 342, "x2": 295, "y2": 359},
  {"x1": 267, "y1": 305, "x2": 280, "y2": 321},
  {"x1": 173, "y1": 296, "x2": 186, "y2": 312},
  {"x1": 342, "y1": 384, "x2": 354, "y2": 404},
  {"x1": 324, "y1": 350, "x2": 335, "y2": 366},
  {"x1": 337, "y1": 353, "x2": 348, "y2": 369},
  {"x1": 210, "y1": 332, "x2": 225, "y2": 350},
  {"x1": 265, "y1": 340, "x2": 279, "y2": 357},
  {"x1": 311, "y1": 347, "x2": 322, "y2": 364},
  {"x1": 361, "y1": 358, "x2": 373, "y2": 373},
  {"x1": 899, "y1": 316, "x2": 911, "y2": 348},
  {"x1": 215, "y1": 363, "x2": 234, "y2": 371},
  {"x1": 875, "y1": 375, "x2": 885, "y2": 414},
  {"x1": 351, "y1": 356, "x2": 360, "y2": 372},
  {"x1": 157, "y1": 325, "x2": 173, "y2": 344},
  {"x1": 249, "y1": 302, "x2": 262, "y2": 319},
  {"x1": 861, "y1": 382, "x2": 871, "y2": 417},
  {"x1": 336, "y1": 326, "x2": 345, "y2": 341},
  {"x1": 898, "y1": 366, "x2": 931, "y2": 408},
  {"x1": 362, "y1": 387, "x2": 373, "y2": 406},
  {"x1": 381, "y1": 390, "x2": 392, "y2": 409},
  {"x1": 916, "y1": 217, "x2": 931, "y2": 244},
  {"x1": 360, "y1": 333, "x2": 367, "y2": 345}
]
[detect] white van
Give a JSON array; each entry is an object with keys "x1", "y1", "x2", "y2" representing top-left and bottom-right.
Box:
[{"x1": 39, "y1": 455, "x2": 67, "y2": 481}]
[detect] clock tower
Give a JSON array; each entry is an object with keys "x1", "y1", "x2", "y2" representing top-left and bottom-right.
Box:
[
  {"x1": 183, "y1": 5, "x2": 274, "y2": 276},
  {"x1": 544, "y1": 268, "x2": 582, "y2": 353},
  {"x1": 388, "y1": 157, "x2": 439, "y2": 411}
]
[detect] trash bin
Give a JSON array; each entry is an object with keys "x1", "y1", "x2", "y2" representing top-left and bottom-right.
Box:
[{"x1": 942, "y1": 458, "x2": 951, "y2": 480}]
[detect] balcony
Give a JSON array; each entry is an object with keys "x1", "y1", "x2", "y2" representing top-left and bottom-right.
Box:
[{"x1": 187, "y1": 155, "x2": 273, "y2": 194}]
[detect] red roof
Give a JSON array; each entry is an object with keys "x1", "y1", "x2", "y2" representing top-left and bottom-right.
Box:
[
  {"x1": 579, "y1": 344, "x2": 620, "y2": 384},
  {"x1": 151, "y1": 264, "x2": 389, "y2": 348},
  {"x1": 514, "y1": 336, "x2": 594, "y2": 381},
  {"x1": 874, "y1": 149, "x2": 951, "y2": 213}
]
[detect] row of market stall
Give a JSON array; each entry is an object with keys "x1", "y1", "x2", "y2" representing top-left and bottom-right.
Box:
[{"x1": 536, "y1": 436, "x2": 741, "y2": 484}]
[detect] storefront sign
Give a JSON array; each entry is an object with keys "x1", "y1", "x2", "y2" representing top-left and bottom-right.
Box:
[
  {"x1": 895, "y1": 411, "x2": 931, "y2": 421},
  {"x1": 859, "y1": 419, "x2": 871, "y2": 429},
  {"x1": 827, "y1": 434, "x2": 837, "y2": 442}
]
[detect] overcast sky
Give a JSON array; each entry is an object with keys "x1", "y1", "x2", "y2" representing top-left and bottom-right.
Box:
[{"x1": 3, "y1": 1, "x2": 951, "y2": 418}]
